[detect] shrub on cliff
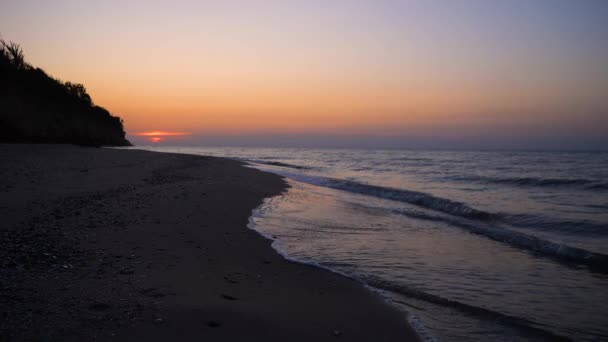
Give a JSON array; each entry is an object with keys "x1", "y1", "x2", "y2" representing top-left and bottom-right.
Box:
[{"x1": 0, "y1": 39, "x2": 130, "y2": 146}]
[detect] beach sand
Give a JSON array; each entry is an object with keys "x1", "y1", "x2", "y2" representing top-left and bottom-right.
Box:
[{"x1": 0, "y1": 144, "x2": 418, "y2": 341}]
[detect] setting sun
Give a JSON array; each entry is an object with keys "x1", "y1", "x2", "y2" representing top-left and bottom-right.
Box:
[
  {"x1": 133, "y1": 131, "x2": 192, "y2": 137},
  {"x1": 133, "y1": 131, "x2": 191, "y2": 143}
]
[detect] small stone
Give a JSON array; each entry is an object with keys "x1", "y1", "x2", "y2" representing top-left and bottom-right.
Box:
[
  {"x1": 153, "y1": 318, "x2": 164, "y2": 325},
  {"x1": 333, "y1": 330, "x2": 342, "y2": 337},
  {"x1": 207, "y1": 321, "x2": 222, "y2": 327},
  {"x1": 220, "y1": 293, "x2": 238, "y2": 301},
  {"x1": 223, "y1": 276, "x2": 239, "y2": 284}
]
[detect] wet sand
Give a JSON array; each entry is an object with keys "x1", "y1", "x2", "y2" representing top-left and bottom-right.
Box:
[{"x1": 0, "y1": 144, "x2": 419, "y2": 341}]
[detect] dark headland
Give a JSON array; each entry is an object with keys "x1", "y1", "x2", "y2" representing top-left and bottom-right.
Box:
[
  {"x1": 0, "y1": 40, "x2": 418, "y2": 341},
  {"x1": 0, "y1": 40, "x2": 130, "y2": 146}
]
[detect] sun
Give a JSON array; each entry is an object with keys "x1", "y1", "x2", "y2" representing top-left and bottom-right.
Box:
[
  {"x1": 134, "y1": 131, "x2": 191, "y2": 137},
  {"x1": 149, "y1": 137, "x2": 163, "y2": 143},
  {"x1": 133, "y1": 131, "x2": 192, "y2": 144}
]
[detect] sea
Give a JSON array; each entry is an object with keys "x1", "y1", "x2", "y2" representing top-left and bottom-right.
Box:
[{"x1": 133, "y1": 146, "x2": 608, "y2": 341}]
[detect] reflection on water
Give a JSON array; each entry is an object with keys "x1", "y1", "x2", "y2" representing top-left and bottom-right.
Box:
[{"x1": 252, "y1": 181, "x2": 608, "y2": 341}]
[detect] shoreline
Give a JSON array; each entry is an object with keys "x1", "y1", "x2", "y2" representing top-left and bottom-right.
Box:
[
  {"x1": 1, "y1": 144, "x2": 419, "y2": 341},
  {"x1": 245, "y1": 196, "x2": 435, "y2": 341}
]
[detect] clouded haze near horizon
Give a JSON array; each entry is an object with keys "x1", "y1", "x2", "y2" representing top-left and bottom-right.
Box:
[{"x1": 2, "y1": 0, "x2": 607, "y2": 149}]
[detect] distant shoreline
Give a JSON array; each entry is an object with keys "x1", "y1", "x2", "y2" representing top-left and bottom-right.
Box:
[{"x1": 0, "y1": 144, "x2": 418, "y2": 341}]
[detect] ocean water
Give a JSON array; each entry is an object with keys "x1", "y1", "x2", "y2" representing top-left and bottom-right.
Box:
[{"x1": 134, "y1": 146, "x2": 608, "y2": 341}]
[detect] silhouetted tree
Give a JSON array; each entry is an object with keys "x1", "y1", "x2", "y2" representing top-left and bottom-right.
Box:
[
  {"x1": 0, "y1": 39, "x2": 27, "y2": 70},
  {"x1": 65, "y1": 82, "x2": 92, "y2": 106}
]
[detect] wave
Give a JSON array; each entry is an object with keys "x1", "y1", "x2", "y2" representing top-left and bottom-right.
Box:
[
  {"x1": 248, "y1": 156, "x2": 608, "y2": 192},
  {"x1": 250, "y1": 160, "x2": 313, "y2": 170},
  {"x1": 392, "y1": 207, "x2": 608, "y2": 271},
  {"x1": 449, "y1": 175, "x2": 607, "y2": 190},
  {"x1": 501, "y1": 213, "x2": 608, "y2": 236},
  {"x1": 351, "y1": 200, "x2": 608, "y2": 271},
  {"x1": 258, "y1": 170, "x2": 608, "y2": 271},
  {"x1": 362, "y1": 276, "x2": 573, "y2": 341},
  {"x1": 273, "y1": 172, "x2": 495, "y2": 220},
  {"x1": 585, "y1": 203, "x2": 608, "y2": 210},
  {"x1": 587, "y1": 183, "x2": 608, "y2": 191},
  {"x1": 247, "y1": 208, "x2": 436, "y2": 342},
  {"x1": 249, "y1": 204, "x2": 572, "y2": 341}
]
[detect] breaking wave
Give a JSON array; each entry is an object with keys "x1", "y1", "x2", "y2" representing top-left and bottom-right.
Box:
[
  {"x1": 448, "y1": 175, "x2": 607, "y2": 191},
  {"x1": 263, "y1": 171, "x2": 608, "y2": 271}
]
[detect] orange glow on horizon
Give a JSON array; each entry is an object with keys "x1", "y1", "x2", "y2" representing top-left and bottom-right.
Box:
[
  {"x1": 10, "y1": 2, "x2": 606, "y2": 142},
  {"x1": 134, "y1": 131, "x2": 192, "y2": 137}
]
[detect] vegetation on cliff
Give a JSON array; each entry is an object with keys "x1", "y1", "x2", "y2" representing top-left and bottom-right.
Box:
[{"x1": 0, "y1": 39, "x2": 130, "y2": 146}]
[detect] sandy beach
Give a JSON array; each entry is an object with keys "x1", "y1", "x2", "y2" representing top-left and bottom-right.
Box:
[{"x1": 0, "y1": 144, "x2": 418, "y2": 341}]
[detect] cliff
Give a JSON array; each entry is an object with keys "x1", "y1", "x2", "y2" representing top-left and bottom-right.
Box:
[{"x1": 0, "y1": 39, "x2": 130, "y2": 146}]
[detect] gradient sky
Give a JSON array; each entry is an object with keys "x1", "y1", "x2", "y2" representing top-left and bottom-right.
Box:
[{"x1": 2, "y1": 0, "x2": 607, "y2": 149}]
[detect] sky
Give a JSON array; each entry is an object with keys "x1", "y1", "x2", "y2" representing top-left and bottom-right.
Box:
[{"x1": 2, "y1": 0, "x2": 607, "y2": 149}]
